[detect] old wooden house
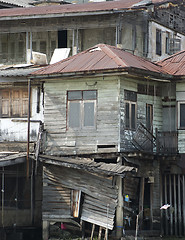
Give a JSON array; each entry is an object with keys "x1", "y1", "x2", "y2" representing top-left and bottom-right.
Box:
[
  {"x1": 30, "y1": 43, "x2": 185, "y2": 239},
  {"x1": 0, "y1": 64, "x2": 45, "y2": 240},
  {"x1": 0, "y1": 0, "x2": 184, "y2": 65}
]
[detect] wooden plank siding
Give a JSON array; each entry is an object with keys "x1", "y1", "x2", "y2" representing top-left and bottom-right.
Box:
[
  {"x1": 43, "y1": 165, "x2": 118, "y2": 229},
  {"x1": 44, "y1": 76, "x2": 119, "y2": 155},
  {"x1": 120, "y1": 77, "x2": 163, "y2": 152}
]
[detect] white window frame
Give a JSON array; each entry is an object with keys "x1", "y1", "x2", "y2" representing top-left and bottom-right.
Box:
[{"x1": 178, "y1": 101, "x2": 185, "y2": 129}]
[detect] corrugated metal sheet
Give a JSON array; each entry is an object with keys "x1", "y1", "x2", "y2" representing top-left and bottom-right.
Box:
[
  {"x1": 0, "y1": 0, "x2": 176, "y2": 18},
  {"x1": 31, "y1": 44, "x2": 165, "y2": 77},
  {"x1": 0, "y1": 64, "x2": 42, "y2": 77},
  {"x1": 40, "y1": 154, "x2": 136, "y2": 176},
  {"x1": 157, "y1": 50, "x2": 185, "y2": 76}
]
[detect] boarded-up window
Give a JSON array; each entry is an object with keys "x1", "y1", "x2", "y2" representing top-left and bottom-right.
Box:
[
  {"x1": 0, "y1": 89, "x2": 29, "y2": 118},
  {"x1": 67, "y1": 90, "x2": 97, "y2": 129}
]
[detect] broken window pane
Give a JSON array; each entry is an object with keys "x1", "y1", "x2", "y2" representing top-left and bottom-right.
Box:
[
  {"x1": 84, "y1": 102, "x2": 95, "y2": 127},
  {"x1": 69, "y1": 102, "x2": 80, "y2": 128}
]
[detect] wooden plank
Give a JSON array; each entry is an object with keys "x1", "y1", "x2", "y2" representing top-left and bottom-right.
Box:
[{"x1": 90, "y1": 224, "x2": 95, "y2": 240}]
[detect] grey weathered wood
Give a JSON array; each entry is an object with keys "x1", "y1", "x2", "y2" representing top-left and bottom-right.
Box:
[{"x1": 90, "y1": 224, "x2": 95, "y2": 240}]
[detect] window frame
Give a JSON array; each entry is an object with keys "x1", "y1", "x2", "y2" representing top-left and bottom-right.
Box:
[
  {"x1": 156, "y1": 28, "x2": 162, "y2": 56},
  {"x1": 146, "y1": 104, "x2": 153, "y2": 131},
  {"x1": 67, "y1": 90, "x2": 97, "y2": 130},
  {"x1": 125, "y1": 100, "x2": 137, "y2": 130},
  {"x1": 178, "y1": 101, "x2": 185, "y2": 129},
  {"x1": 0, "y1": 88, "x2": 30, "y2": 118}
]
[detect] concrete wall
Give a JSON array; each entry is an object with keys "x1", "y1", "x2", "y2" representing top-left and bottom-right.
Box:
[{"x1": 148, "y1": 21, "x2": 185, "y2": 61}]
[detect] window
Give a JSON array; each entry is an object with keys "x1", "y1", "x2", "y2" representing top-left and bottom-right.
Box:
[
  {"x1": 146, "y1": 104, "x2": 153, "y2": 131},
  {"x1": 125, "y1": 90, "x2": 137, "y2": 130},
  {"x1": 165, "y1": 32, "x2": 170, "y2": 54},
  {"x1": 178, "y1": 102, "x2": 185, "y2": 129},
  {"x1": 67, "y1": 90, "x2": 97, "y2": 129},
  {"x1": 156, "y1": 29, "x2": 162, "y2": 56},
  {"x1": 0, "y1": 89, "x2": 29, "y2": 118}
]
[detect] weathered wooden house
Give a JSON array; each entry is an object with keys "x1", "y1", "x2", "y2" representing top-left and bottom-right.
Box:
[
  {"x1": 0, "y1": 64, "x2": 44, "y2": 240},
  {"x1": 0, "y1": 0, "x2": 185, "y2": 65},
  {"x1": 30, "y1": 43, "x2": 185, "y2": 239}
]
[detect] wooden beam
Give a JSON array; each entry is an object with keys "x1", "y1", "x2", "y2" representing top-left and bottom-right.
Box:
[
  {"x1": 183, "y1": 175, "x2": 185, "y2": 235},
  {"x1": 90, "y1": 224, "x2": 95, "y2": 240}
]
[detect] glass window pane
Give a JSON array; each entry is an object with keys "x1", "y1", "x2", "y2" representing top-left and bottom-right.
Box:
[
  {"x1": 84, "y1": 102, "x2": 94, "y2": 127},
  {"x1": 69, "y1": 102, "x2": 80, "y2": 128},
  {"x1": 83, "y1": 91, "x2": 97, "y2": 100},
  {"x1": 131, "y1": 103, "x2": 136, "y2": 129},
  {"x1": 180, "y1": 104, "x2": 185, "y2": 127},
  {"x1": 68, "y1": 91, "x2": 82, "y2": 100},
  {"x1": 125, "y1": 102, "x2": 130, "y2": 128}
]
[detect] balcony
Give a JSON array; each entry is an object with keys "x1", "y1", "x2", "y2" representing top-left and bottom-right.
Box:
[{"x1": 132, "y1": 123, "x2": 178, "y2": 154}]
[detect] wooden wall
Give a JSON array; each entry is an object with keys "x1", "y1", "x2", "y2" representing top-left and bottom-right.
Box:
[{"x1": 44, "y1": 76, "x2": 119, "y2": 155}]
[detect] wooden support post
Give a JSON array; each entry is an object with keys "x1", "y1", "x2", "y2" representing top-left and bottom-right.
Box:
[
  {"x1": 169, "y1": 175, "x2": 173, "y2": 235},
  {"x1": 139, "y1": 177, "x2": 145, "y2": 230},
  {"x1": 116, "y1": 175, "x2": 123, "y2": 238},
  {"x1": 178, "y1": 175, "x2": 182, "y2": 236},
  {"x1": 150, "y1": 183, "x2": 153, "y2": 230},
  {"x1": 183, "y1": 175, "x2": 185, "y2": 235},
  {"x1": 42, "y1": 220, "x2": 49, "y2": 240},
  {"x1": 98, "y1": 226, "x2": 102, "y2": 240},
  {"x1": 90, "y1": 224, "x2": 95, "y2": 240},
  {"x1": 81, "y1": 220, "x2": 85, "y2": 240},
  {"x1": 160, "y1": 174, "x2": 164, "y2": 236},
  {"x1": 104, "y1": 228, "x2": 108, "y2": 240},
  {"x1": 164, "y1": 175, "x2": 168, "y2": 235},
  {"x1": 174, "y1": 175, "x2": 177, "y2": 236}
]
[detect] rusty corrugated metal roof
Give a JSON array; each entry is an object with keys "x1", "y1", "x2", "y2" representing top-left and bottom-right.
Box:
[
  {"x1": 157, "y1": 50, "x2": 185, "y2": 76},
  {"x1": 31, "y1": 44, "x2": 165, "y2": 77},
  {"x1": 0, "y1": 0, "x2": 178, "y2": 18},
  {"x1": 40, "y1": 154, "x2": 136, "y2": 176}
]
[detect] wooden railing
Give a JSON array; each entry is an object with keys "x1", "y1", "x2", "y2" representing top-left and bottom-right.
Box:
[
  {"x1": 132, "y1": 123, "x2": 178, "y2": 154},
  {"x1": 156, "y1": 131, "x2": 178, "y2": 154}
]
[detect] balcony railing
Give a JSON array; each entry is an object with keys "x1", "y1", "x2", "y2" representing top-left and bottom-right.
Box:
[
  {"x1": 132, "y1": 123, "x2": 178, "y2": 154},
  {"x1": 156, "y1": 131, "x2": 178, "y2": 154}
]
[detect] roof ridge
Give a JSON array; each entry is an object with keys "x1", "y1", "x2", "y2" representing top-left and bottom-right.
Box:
[{"x1": 99, "y1": 44, "x2": 127, "y2": 68}]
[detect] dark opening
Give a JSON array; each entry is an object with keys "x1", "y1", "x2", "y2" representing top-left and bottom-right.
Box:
[{"x1": 58, "y1": 30, "x2": 67, "y2": 48}]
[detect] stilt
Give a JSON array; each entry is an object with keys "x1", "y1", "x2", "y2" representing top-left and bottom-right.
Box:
[
  {"x1": 98, "y1": 226, "x2": 102, "y2": 240},
  {"x1": 90, "y1": 224, "x2": 95, "y2": 240},
  {"x1": 42, "y1": 220, "x2": 49, "y2": 240},
  {"x1": 104, "y1": 228, "x2": 108, "y2": 240}
]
